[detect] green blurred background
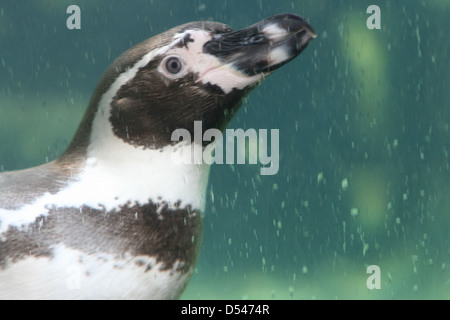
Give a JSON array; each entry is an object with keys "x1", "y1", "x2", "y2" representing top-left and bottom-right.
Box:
[{"x1": 0, "y1": 0, "x2": 448, "y2": 299}]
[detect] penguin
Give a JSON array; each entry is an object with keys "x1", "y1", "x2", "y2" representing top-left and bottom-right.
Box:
[{"x1": 0, "y1": 13, "x2": 315, "y2": 299}]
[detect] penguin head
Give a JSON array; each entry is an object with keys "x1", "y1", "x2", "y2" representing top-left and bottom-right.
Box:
[{"x1": 65, "y1": 14, "x2": 315, "y2": 157}]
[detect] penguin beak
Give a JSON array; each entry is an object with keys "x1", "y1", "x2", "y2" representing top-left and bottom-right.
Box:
[{"x1": 203, "y1": 13, "x2": 316, "y2": 76}]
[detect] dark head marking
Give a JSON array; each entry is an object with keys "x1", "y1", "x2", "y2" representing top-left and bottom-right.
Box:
[{"x1": 176, "y1": 33, "x2": 195, "y2": 49}]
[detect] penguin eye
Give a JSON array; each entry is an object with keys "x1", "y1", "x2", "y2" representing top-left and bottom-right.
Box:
[{"x1": 165, "y1": 57, "x2": 182, "y2": 74}]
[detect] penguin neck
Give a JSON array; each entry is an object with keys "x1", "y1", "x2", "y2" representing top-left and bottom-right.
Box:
[{"x1": 59, "y1": 97, "x2": 211, "y2": 212}]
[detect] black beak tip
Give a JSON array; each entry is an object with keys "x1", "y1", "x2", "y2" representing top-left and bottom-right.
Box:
[{"x1": 203, "y1": 13, "x2": 316, "y2": 77}]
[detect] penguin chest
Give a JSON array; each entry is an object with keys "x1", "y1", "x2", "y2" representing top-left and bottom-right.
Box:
[
  {"x1": 0, "y1": 202, "x2": 203, "y2": 299},
  {"x1": 0, "y1": 151, "x2": 209, "y2": 299}
]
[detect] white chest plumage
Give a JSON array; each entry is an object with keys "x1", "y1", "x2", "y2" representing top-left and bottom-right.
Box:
[{"x1": 1, "y1": 245, "x2": 192, "y2": 299}]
